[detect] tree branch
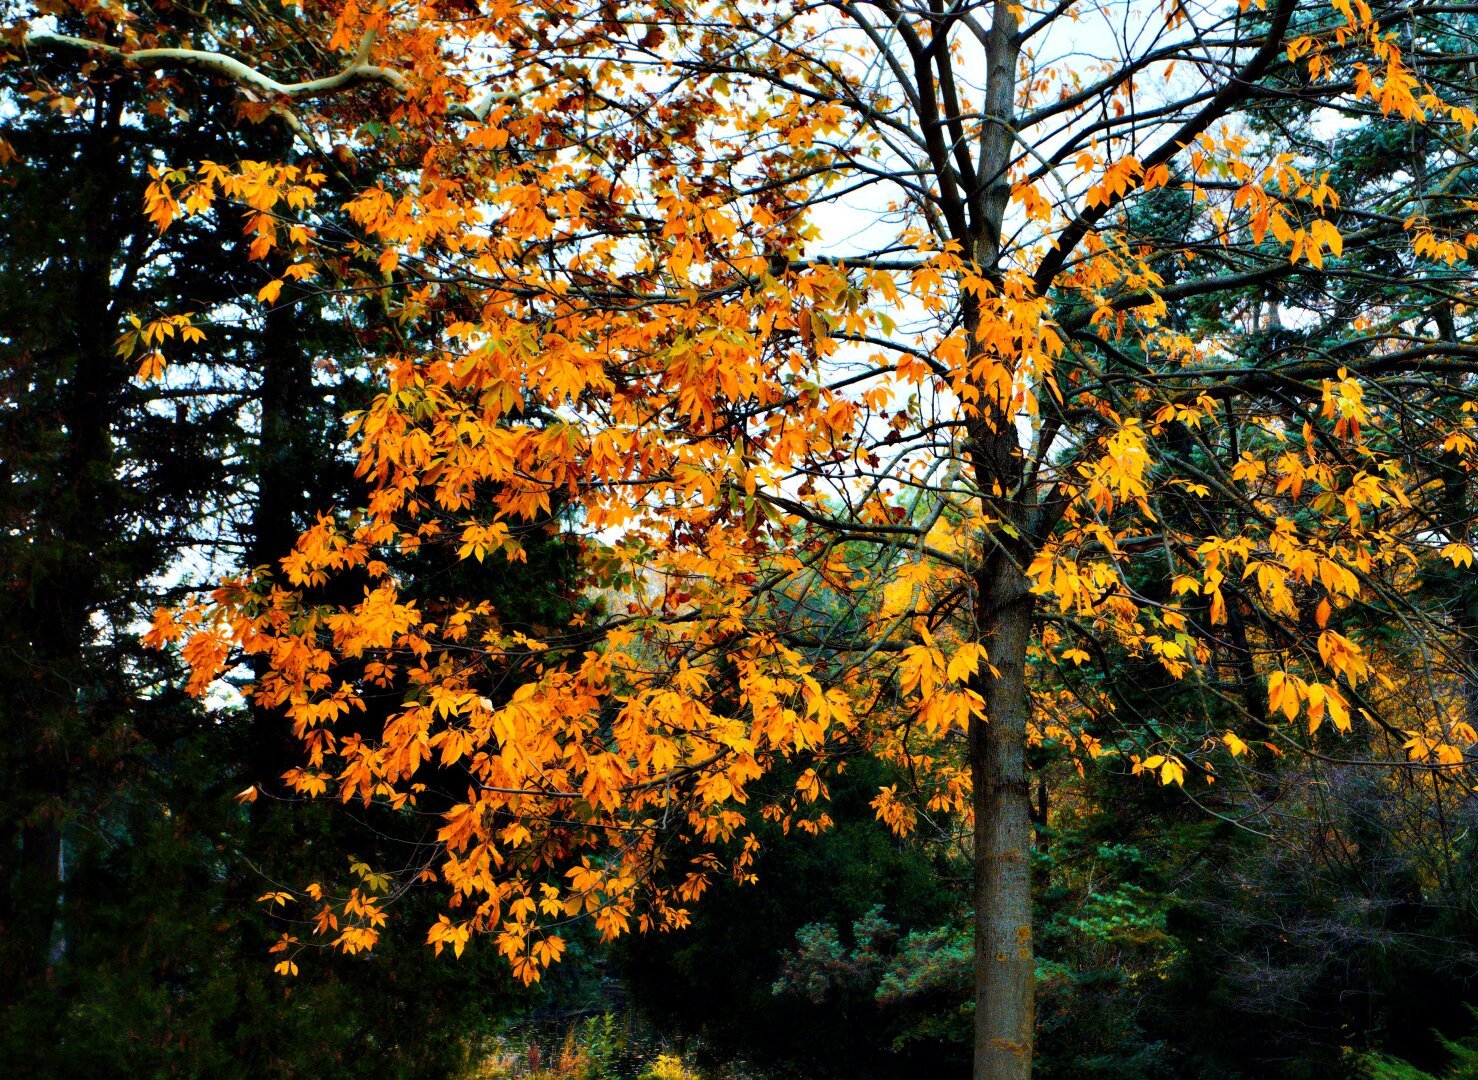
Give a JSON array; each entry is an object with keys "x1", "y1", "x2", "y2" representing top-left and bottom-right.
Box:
[{"x1": 22, "y1": 27, "x2": 409, "y2": 99}]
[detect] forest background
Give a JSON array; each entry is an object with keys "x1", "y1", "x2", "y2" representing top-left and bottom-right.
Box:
[{"x1": 5, "y1": 0, "x2": 1478, "y2": 1078}]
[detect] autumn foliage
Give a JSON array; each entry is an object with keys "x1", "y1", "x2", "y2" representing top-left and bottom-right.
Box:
[{"x1": 10, "y1": 0, "x2": 1478, "y2": 1074}]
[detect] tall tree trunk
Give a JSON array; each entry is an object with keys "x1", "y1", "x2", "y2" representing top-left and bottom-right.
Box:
[
  {"x1": 2, "y1": 84, "x2": 131, "y2": 994},
  {"x1": 245, "y1": 281, "x2": 315, "y2": 797},
  {"x1": 971, "y1": 554, "x2": 1035, "y2": 1079},
  {"x1": 968, "y1": 3, "x2": 1030, "y2": 1058}
]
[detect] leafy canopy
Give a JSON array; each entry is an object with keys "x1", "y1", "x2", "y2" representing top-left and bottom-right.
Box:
[{"x1": 12, "y1": 0, "x2": 1478, "y2": 992}]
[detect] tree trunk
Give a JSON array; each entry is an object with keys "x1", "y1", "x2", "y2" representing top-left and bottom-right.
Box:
[
  {"x1": 1, "y1": 84, "x2": 131, "y2": 994},
  {"x1": 966, "y1": 5, "x2": 1033, "y2": 1072},
  {"x1": 245, "y1": 278, "x2": 315, "y2": 796},
  {"x1": 971, "y1": 556, "x2": 1035, "y2": 1079}
]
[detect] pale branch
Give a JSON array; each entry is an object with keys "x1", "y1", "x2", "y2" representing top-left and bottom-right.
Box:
[
  {"x1": 18, "y1": 26, "x2": 523, "y2": 122},
  {"x1": 22, "y1": 27, "x2": 408, "y2": 97}
]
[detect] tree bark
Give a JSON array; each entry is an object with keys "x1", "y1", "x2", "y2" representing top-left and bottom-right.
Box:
[
  {"x1": 967, "y1": 5, "x2": 1031, "y2": 1061},
  {"x1": 971, "y1": 554, "x2": 1035, "y2": 1079}
]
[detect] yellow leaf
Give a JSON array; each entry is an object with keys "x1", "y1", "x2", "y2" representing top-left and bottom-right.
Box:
[
  {"x1": 1208, "y1": 589, "x2": 1227, "y2": 625},
  {"x1": 1442, "y1": 542, "x2": 1474, "y2": 569},
  {"x1": 946, "y1": 643, "x2": 988, "y2": 684},
  {"x1": 136, "y1": 351, "x2": 167, "y2": 382}
]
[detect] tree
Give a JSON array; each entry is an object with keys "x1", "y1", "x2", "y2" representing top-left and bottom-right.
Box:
[
  {"x1": 0, "y1": 12, "x2": 589, "y2": 1072},
  {"x1": 13, "y1": 0, "x2": 1478, "y2": 1075},
  {"x1": 0, "y1": 27, "x2": 259, "y2": 1006}
]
